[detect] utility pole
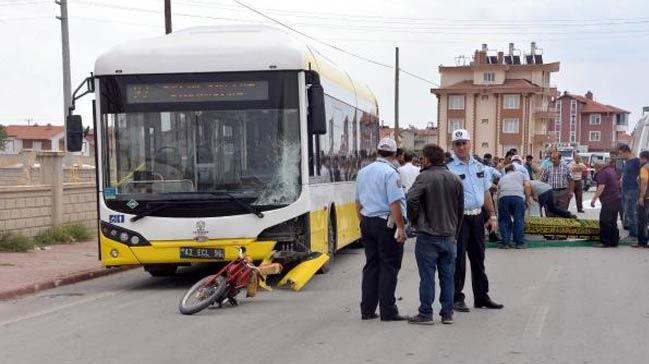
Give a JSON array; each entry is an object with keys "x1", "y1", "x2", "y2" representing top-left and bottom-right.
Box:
[
  {"x1": 165, "y1": 0, "x2": 172, "y2": 34},
  {"x1": 56, "y1": 0, "x2": 72, "y2": 150},
  {"x1": 394, "y1": 47, "x2": 400, "y2": 146}
]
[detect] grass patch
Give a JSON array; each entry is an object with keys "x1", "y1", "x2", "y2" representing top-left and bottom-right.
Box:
[
  {"x1": 33, "y1": 223, "x2": 91, "y2": 247},
  {"x1": 0, "y1": 231, "x2": 35, "y2": 252}
]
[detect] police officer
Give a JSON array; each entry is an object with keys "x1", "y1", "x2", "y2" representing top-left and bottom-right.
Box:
[
  {"x1": 447, "y1": 129, "x2": 504, "y2": 312},
  {"x1": 356, "y1": 137, "x2": 408, "y2": 321}
]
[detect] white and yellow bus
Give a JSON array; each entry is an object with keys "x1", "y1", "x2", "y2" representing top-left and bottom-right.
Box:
[{"x1": 66, "y1": 25, "x2": 380, "y2": 278}]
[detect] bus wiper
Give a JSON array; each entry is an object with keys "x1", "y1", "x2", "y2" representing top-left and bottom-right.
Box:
[
  {"x1": 130, "y1": 203, "x2": 176, "y2": 222},
  {"x1": 207, "y1": 192, "x2": 265, "y2": 219}
]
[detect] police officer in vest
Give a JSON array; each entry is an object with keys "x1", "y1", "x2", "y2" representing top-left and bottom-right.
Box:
[
  {"x1": 447, "y1": 129, "x2": 504, "y2": 312},
  {"x1": 356, "y1": 137, "x2": 408, "y2": 321}
]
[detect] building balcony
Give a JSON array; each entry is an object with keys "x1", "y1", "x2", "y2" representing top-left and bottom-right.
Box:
[
  {"x1": 534, "y1": 108, "x2": 560, "y2": 119},
  {"x1": 541, "y1": 86, "x2": 559, "y2": 97},
  {"x1": 533, "y1": 132, "x2": 551, "y2": 144}
]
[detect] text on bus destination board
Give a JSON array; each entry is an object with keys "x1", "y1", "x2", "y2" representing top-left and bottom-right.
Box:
[{"x1": 126, "y1": 81, "x2": 269, "y2": 104}]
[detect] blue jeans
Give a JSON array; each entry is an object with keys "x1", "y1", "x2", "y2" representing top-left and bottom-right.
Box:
[
  {"x1": 415, "y1": 234, "x2": 456, "y2": 319},
  {"x1": 498, "y1": 196, "x2": 526, "y2": 246},
  {"x1": 622, "y1": 189, "x2": 638, "y2": 236}
]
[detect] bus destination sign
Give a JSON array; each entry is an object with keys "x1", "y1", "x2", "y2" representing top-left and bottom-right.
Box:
[{"x1": 126, "y1": 81, "x2": 269, "y2": 104}]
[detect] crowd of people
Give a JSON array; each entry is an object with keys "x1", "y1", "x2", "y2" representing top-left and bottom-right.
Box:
[{"x1": 354, "y1": 128, "x2": 645, "y2": 326}]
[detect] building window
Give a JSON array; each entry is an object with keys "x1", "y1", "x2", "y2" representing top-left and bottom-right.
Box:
[
  {"x1": 570, "y1": 100, "x2": 577, "y2": 115},
  {"x1": 590, "y1": 114, "x2": 601, "y2": 125},
  {"x1": 448, "y1": 119, "x2": 463, "y2": 132},
  {"x1": 503, "y1": 94, "x2": 520, "y2": 109},
  {"x1": 570, "y1": 115, "x2": 576, "y2": 126},
  {"x1": 502, "y1": 118, "x2": 519, "y2": 133},
  {"x1": 589, "y1": 131, "x2": 601, "y2": 142},
  {"x1": 570, "y1": 132, "x2": 576, "y2": 143},
  {"x1": 556, "y1": 100, "x2": 562, "y2": 113},
  {"x1": 481, "y1": 118, "x2": 489, "y2": 124},
  {"x1": 483, "y1": 73, "x2": 495, "y2": 82},
  {"x1": 481, "y1": 94, "x2": 489, "y2": 101},
  {"x1": 448, "y1": 95, "x2": 465, "y2": 110}
]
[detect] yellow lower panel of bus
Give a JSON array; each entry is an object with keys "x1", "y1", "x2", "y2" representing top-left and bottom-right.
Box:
[
  {"x1": 309, "y1": 207, "x2": 329, "y2": 255},
  {"x1": 100, "y1": 232, "x2": 276, "y2": 267},
  {"x1": 309, "y1": 202, "x2": 361, "y2": 254},
  {"x1": 335, "y1": 202, "x2": 361, "y2": 249}
]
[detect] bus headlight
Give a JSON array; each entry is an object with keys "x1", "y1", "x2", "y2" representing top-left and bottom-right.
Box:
[
  {"x1": 110, "y1": 249, "x2": 119, "y2": 258},
  {"x1": 101, "y1": 221, "x2": 150, "y2": 247}
]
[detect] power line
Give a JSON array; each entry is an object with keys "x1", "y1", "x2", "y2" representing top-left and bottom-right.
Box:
[
  {"x1": 232, "y1": 0, "x2": 439, "y2": 86},
  {"x1": 0, "y1": 0, "x2": 49, "y2": 7}
]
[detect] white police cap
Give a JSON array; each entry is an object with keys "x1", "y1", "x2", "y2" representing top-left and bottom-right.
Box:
[
  {"x1": 451, "y1": 129, "x2": 471, "y2": 142},
  {"x1": 377, "y1": 137, "x2": 397, "y2": 153}
]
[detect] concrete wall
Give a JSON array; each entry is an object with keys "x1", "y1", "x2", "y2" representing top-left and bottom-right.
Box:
[
  {"x1": 0, "y1": 183, "x2": 97, "y2": 237},
  {"x1": 0, "y1": 167, "x2": 95, "y2": 186}
]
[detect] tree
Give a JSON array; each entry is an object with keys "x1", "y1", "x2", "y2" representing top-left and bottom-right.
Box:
[{"x1": 0, "y1": 124, "x2": 7, "y2": 151}]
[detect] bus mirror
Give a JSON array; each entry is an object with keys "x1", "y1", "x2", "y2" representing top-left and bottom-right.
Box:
[
  {"x1": 307, "y1": 84, "x2": 326, "y2": 135},
  {"x1": 66, "y1": 115, "x2": 84, "y2": 152}
]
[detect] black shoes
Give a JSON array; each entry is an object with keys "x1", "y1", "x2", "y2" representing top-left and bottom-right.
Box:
[
  {"x1": 361, "y1": 312, "x2": 379, "y2": 320},
  {"x1": 474, "y1": 299, "x2": 504, "y2": 309},
  {"x1": 441, "y1": 315, "x2": 454, "y2": 325},
  {"x1": 453, "y1": 301, "x2": 470, "y2": 312},
  {"x1": 381, "y1": 314, "x2": 407, "y2": 321},
  {"x1": 407, "y1": 314, "x2": 434, "y2": 325}
]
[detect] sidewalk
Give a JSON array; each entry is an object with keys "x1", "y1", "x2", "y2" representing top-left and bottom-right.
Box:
[{"x1": 0, "y1": 240, "x2": 133, "y2": 300}]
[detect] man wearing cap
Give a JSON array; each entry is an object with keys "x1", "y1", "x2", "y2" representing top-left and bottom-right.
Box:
[
  {"x1": 447, "y1": 129, "x2": 504, "y2": 312},
  {"x1": 355, "y1": 137, "x2": 408, "y2": 321},
  {"x1": 511, "y1": 155, "x2": 532, "y2": 181}
]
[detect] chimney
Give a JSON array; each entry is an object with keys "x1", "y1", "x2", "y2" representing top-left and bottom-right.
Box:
[
  {"x1": 530, "y1": 42, "x2": 537, "y2": 55},
  {"x1": 497, "y1": 51, "x2": 504, "y2": 64},
  {"x1": 474, "y1": 49, "x2": 487, "y2": 65},
  {"x1": 509, "y1": 43, "x2": 515, "y2": 55},
  {"x1": 482, "y1": 43, "x2": 488, "y2": 52},
  {"x1": 585, "y1": 91, "x2": 593, "y2": 100}
]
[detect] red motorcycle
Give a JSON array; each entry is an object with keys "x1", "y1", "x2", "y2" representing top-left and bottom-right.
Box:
[{"x1": 179, "y1": 247, "x2": 283, "y2": 315}]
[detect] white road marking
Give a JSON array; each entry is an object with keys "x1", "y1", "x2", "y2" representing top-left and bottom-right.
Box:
[{"x1": 536, "y1": 306, "x2": 550, "y2": 338}]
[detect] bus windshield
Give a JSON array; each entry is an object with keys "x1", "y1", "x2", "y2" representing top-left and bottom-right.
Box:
[{"x1": 98, "y1": 72, "x2": 301, "y2": 215}]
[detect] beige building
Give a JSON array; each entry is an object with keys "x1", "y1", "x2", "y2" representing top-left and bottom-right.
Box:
[
  {"x1": 431, "y1": 43, "x2": 560, "y2": 158},
  {"x1": 379, "y1": 125, "x2": 438, "y2": 153}
]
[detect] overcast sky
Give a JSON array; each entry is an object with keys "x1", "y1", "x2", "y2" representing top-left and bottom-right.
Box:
[{"x1": 1, "y1": 0, "x2": 648, "y2": 130}]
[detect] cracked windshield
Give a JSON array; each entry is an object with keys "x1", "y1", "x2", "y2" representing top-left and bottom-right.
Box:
[{"x1": 103, "y1": 108, "x2": 301, "y2": 206}]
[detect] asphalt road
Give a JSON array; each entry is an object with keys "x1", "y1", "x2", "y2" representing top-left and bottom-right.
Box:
[{"x1": 2, "y1": 239, "x2": 649, "y2": 364}]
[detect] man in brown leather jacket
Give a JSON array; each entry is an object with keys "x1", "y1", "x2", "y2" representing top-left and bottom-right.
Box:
[{"x1": 406, "y1": 144, "x2": 464, "y2": 325}]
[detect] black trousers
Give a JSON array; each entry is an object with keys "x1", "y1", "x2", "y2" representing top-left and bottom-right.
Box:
[
  {"x1": 638, "y1": 203, "x2": 649, "y2": 246},
  {"x1": 360, "y1": 216, "x2": 404, "y2": 318},
  {"x1": 600, "y1": 199, "x2": 620, "y2": 247},
  {"x1": 455, "y1": 214, "x2": 490, "y2": 303}
]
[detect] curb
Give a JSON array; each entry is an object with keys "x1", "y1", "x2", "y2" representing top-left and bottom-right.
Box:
[
  {"x1": 0, "y1": 265, "x2": 137, "y2": 301},
  {"x1": 486, "y1": 239, "x2": 633, "y2": 249}
]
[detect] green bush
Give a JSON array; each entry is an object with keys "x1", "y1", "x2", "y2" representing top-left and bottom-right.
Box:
[
  {"x1": 33, "y1": 223, "x2": 92, "y2": 246},
  {"x1": 0, "y1": 231, "x2": 35, "y2": 252},
  {"x1": 61, "y1": 222, "x2": 91, "y2": 241}
]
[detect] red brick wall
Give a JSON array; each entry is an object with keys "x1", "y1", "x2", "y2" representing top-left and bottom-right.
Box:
[{"x1": 581, "y1": 113, "x2": 615, "y2": 151}]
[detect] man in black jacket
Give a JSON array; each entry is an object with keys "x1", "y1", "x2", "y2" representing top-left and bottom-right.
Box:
[{"x1": 406, "y1": 144, "x2": 464, "y2": 325}]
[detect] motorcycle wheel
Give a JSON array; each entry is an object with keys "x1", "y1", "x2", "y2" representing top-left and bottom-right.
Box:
[{"x1": 179, "y1": 275, "x2": 228, "y2": 315}]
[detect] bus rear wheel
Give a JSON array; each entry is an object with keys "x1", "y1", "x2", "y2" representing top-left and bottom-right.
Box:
[{"x1": 144, "y1": 264, "x2": 178, "y2": 277}]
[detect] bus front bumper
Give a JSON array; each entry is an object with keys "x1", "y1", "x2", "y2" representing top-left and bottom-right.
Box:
[{"x1": 100, "y1": 232, "x2": 277, "y2": 267}]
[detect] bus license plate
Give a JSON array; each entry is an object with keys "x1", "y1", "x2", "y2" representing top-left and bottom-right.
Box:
[{"x1": 179, "y1": 247, "x2": 224, "y2": 259}]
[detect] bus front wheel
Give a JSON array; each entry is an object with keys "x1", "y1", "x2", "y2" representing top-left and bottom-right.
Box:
[{"x1": 145, "y1": 264, "x2": 178, "y2": 277}]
